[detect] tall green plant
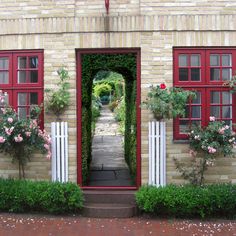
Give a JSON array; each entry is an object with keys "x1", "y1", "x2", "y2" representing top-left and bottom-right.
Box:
[{"x1": 45, "y1": 67, "x2": 70, "y2": 120}]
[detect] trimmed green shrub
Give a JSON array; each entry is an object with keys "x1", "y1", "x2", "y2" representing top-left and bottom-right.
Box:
[
  {"x1": 0, "y1": 179, "x2": 84, "y2": 214},
  {"x1": 136, "y1": 184, "x2": 236, "y2": 219}
]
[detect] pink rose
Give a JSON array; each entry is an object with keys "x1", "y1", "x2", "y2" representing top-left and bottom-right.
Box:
[
  {"x1": 7, "y1": 117, "x2": 13, "y2": 123},
  {"x1": 5, "y1": 127, "x2": 14, "y2": 136},
  {"x1": 44, "y1": 144, "x2": 50, "y2": 150},
  {"x1": 25, "y1": 132, "x2": 31, "y2": 137},
  {"x1": 209, "y1": 116, "x2": 215, "y2": 121},
  {"x1": 0, "y1": 136, "x2": 5, "y2": 143},
  {"x1": 218, "y1": 128, "x2": 225, "y2": 134},
  {"x1": 14, "y1": 134, "x2": 23, "y2": 143},
  {"x1": 208, "y1": 146, "x2": 217, "y2": 154}
]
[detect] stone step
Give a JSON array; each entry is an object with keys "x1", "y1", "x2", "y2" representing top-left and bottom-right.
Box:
[
  {"x1": 83, "y1": 190, "x2": 136, "y2": 204},
  {"x1": 83, "y1": 203, "x2": 137, "y2": 218}
]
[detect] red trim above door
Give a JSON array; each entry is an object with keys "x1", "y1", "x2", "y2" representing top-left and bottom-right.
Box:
[{"x1": 76, "y1": 48, "x2": 141, "y2": 189}]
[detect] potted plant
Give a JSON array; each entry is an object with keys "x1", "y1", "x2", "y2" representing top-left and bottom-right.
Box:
[
  {"x1": 142, "y1": 83, "x2": 196, "y2": 121},
  {"x1": 45, "y1": 67, "x2": 70, "y2": 120}
]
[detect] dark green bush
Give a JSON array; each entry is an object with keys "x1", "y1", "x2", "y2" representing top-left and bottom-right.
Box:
[
  {"x1": 136, "y1": 184, "x2": 236, "y2": 219},
  {"x1": 0, "y1": 179, "x2": 84, "y2": 214}
]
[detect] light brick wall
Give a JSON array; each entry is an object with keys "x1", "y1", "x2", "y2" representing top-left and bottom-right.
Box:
[{"x1": 0, "y1": 0, "x2": 236, "y2": 184}]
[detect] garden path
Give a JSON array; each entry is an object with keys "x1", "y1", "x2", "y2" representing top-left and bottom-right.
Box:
[{"x1": 89, "y1": 105, "x2": 133, "y2": 186}]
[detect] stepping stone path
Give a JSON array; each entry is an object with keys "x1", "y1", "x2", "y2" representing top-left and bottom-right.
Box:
[{"x1": 89, "y1": 105, "x2": 133, "y2": 186}]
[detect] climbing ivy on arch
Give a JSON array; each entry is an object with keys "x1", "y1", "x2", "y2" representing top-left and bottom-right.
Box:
[{"x1": 81, "y1": 53, "x2": 137, "y2": 185}]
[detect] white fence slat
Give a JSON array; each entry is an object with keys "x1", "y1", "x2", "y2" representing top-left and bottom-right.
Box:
[
  {"x1": 148, "y1": 121, "x2": 166, "y2": 187},
  {"x1": 51, "y1": 122, "x2": 69, "y2": 182},
  {"x1": 51, "y1": 122, "x2": 57, "y2": 181},
  {"x1": 148, "y1": 122, "x2": 152, "y2": 185},
  {"x1": 61, "y1": 122, "x2": 65, "y2": 182},
  {"x1": 65, "y1": 122, "x2": 68, "y2": 182}
]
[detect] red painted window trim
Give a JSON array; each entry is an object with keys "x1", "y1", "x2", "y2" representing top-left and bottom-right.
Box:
[
  {"x1": 0, "y1": 50, "x2": 44, "y2": 122},
  {"x1": 174, "y1": 48, "x2": 236, "y2": 140}
]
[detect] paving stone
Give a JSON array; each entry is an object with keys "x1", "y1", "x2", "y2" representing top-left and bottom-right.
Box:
[{"x1": 89, "y1": 105, "x2": 133, "y2": 186}]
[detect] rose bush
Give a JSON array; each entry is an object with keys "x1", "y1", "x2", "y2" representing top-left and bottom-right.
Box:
[
  {"x1": 0, "y1": 91, "x2": 51, "y2": 179},
  {"x1": 175, "y1": 117, "x2": 236, "y2": 185}
]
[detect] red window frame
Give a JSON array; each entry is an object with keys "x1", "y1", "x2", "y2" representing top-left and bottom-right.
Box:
[
  {"x1": 174, "y1": 48, "x2": 236, "y2": 140},
  {"x1": 0, "y1": 50, "x2": 44, "y2": 122}
]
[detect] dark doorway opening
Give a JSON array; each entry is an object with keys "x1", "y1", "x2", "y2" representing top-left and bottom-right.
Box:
[{"x1": 76, "y1": 48, "x2": 141, "y2": 189}]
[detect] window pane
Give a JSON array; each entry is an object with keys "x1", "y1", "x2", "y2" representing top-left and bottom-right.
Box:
[
  {"x1": 222, "y1": 54, "x2": 231, "y2": 66},
  {"x1": 210, "y1": 91, "x2": 220, "y2": 103},
  {"x1": 179, "y1": 120, "x2": 189, "y2": 133},
  {"x1": 210, "y1": 54, "x2": 220, "y2": 66},
  {"x1": 18, "y1": 108, "x2": 27, "y2": 119},
  {"x1": 0, "y1": 72, "x2": 9, "y2": 84},
  {"x1": 210, "y1": 68, "x2": 220, "y2": 81},
  {"x1": 0, "y1": 57, "x2": 9, "y2": 69},
  {"x1": 192, "y1": 91, "x2": 201, "y2": 104},
  {"x1": 184, "y1": 106, "x2": 190, "y2": 118},
  {"x1": 210, "y1": 106, "x2": 220, "y2": 118},
  {"x1": 179, "y1": 68, "x2": 188, "y2": 81},
  {"x1": 222, "y1": 106, "x2": 231, "y2": 118},
  {"x1": 224, "y1": 120, "x2": 231, "y2": 126},
  {"x1": 18, "y1": 93, "x2": 27, "y2": 106},
  {"x1": 192, "y1": 120, "x2": 201, "y2": 127},
  {"x1": 30, "y1": 71, "x2": 38, "y2": 83},
  {"x1": 192, "y1": 106, "x2": 201, "y2": 118},
  {"x1": 18, "y1": 71, "x2": 27, "y2": 83},
  {"x1": 222, "y1": 92, "x2": 231, "y2": 104},
  {"x1": 29, "y1": 57, "x2": 38, "y2": 68},
  {"x1": 18, "y1": 57, "x2": 27, "y2": 69},
  {"x1": 190, "y1": 55, "x2": 200, "y2": 66},
  {"x1": 191, "y1": 68, "x2": 200, "y2": 81},
  {"x1": 30, "y1": 93, "x2": 38, "y2": 105},
  {"x1": 222, "y1": 68, "x2": 231, "y2": 81},
  {"x1": 179, "y1": 55, "x2": 188, "y2": 67}
]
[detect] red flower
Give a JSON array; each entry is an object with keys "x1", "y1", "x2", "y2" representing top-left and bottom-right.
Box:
[{"x1": 160, "y1": 83, "x2": 166, "y2": 89}]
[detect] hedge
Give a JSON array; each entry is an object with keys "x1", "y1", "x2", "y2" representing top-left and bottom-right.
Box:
[
  {"x1": 0, "y1": 179, "x2": 84, "y2": 214},
  {"x1": 136, "y1": 184, "x2": 236, "y2": 219}
]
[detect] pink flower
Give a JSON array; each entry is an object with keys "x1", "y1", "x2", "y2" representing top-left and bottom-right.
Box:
[
  {"x1": 218, "y1": 128, "x2": 225, "y2": 134},
  {"x1": 1, "y1": 108, "x2": 6, "y2": 114},
  {"x1": 5, "y1": 127, "x2": 14, "y2": 136},
  {"x1": 224, "y1": 125, "x2": 230, "y2": 130},
  {"x1": 46, "y1": 152, "x2": 52, "y2": 160},
  {"x1": 209, "y1": 116, "x2": 215, "y2": 121},
  {"x1": 0, "y1": 136, "x2": 5, "y2": 143},
  {"x1": 159, "y1": 83, "x2": 166, "y2": 89},
  {"x1": 14, "y1": 134, "x2": 23, "y2": 143},
  {"x1": 7, "y1": 117, "x2": 13, "y2": 123},
  {"x1": 44, "y1": 144, "x2": 50, "y2": 150},
  {"x1": 25, "y1": 132, "x2": 31, "y2": 137},
  {"x1": 208, "y1": 146, "x2": 217, "y2": 154}
]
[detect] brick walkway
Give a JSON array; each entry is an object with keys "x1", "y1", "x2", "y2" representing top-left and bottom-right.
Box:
[
  {"x1": 0, "y1": 213, "x2": 235, "y2": 236},
  {"x1": 89, "y1": 105, "x2": 132, "y2": 186}
]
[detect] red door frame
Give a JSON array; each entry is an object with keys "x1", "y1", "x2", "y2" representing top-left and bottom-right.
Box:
[{"x1": 76, "y1": 48, "x2": 141, "y2": 189}]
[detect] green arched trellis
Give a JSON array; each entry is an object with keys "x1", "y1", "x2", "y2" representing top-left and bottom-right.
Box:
[{"x1": 81, "y1": 53, "x2": 137, "y2": 185}]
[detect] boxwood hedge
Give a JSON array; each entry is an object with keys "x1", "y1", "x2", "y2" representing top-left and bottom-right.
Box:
[
  {"x1": 0, "y1": 179, "x2": 84, "y2": 214},
  {"x1": 136, "y1": 184, "x2": 236, "y2": 218}
]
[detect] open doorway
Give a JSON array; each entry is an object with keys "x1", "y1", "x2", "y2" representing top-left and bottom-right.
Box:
[{"x1": 77, "y1": 49, "x2": 141, "y2": 188}]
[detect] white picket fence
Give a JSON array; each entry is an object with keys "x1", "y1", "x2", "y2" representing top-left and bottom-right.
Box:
[
  {"x1": 51, "y1": 122, "x2": 68, "y2": 182},
  {"x1": 148, "y1": 121, "x2": 166, "y2": 187}
]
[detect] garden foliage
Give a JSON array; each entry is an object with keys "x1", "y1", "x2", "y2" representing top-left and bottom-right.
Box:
[
  {"x1": 0, "y1": 92, "x2": 51, "y2": 179},
  {"x1": 0, "y1": 179, "x2": 84, "y2": 214},
  {"x1": 136, "y1": 184, "x2": 236, "y2": 219}
]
